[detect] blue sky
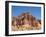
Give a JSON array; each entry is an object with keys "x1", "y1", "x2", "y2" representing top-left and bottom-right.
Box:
[{"x1": 12, "y1": 6, "x2": 41, "y2": 19}]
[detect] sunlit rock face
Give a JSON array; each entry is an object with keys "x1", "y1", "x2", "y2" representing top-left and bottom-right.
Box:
[{"x1": 12, "y1": 12, "x2": 41, "y2": 31}]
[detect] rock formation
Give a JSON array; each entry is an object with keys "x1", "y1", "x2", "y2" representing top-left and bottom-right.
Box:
[{"x1": 12, "y1": 12, "x2": 41, "y2": 31}]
